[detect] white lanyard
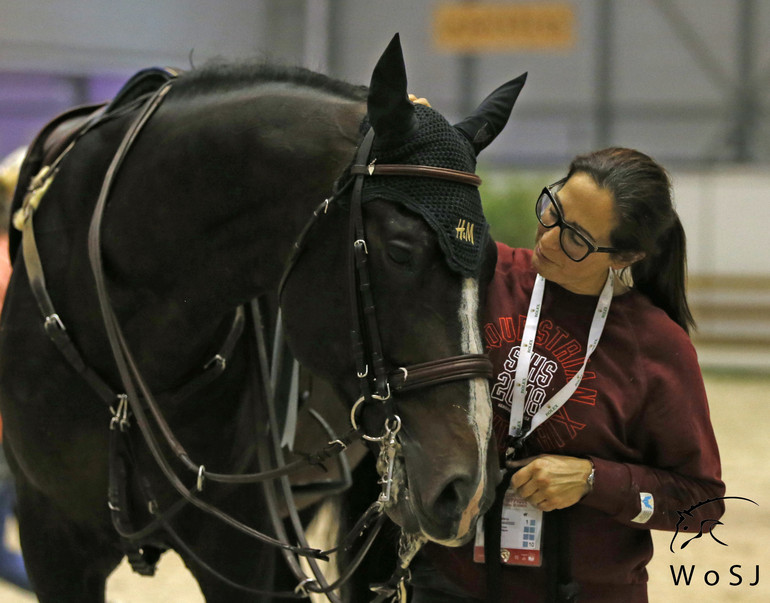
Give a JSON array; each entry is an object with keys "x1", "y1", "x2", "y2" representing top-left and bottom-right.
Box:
[{"x1": 508, "y1": 269, "x2": 615, "y2": 443}]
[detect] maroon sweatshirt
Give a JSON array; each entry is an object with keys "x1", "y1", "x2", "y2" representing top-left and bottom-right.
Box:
[{"x1": 421, "y1": 244, "x2": 725, "y2": 602}]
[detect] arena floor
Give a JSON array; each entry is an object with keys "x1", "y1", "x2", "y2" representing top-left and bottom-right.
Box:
[{"x1": 1, "y1": 371, "x2": 767, "y2": 602}]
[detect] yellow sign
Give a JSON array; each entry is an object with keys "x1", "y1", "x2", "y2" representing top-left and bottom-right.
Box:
[{"x1": 433, "y1": 2, "x2": 575, "y2": 52}]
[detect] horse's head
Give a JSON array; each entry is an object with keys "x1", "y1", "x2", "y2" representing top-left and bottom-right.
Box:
[{"x1": 281, "y1": 34, "x2": 525, "y2": 546}]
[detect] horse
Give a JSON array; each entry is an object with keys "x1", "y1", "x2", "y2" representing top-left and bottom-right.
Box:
[{"x1": 0, "y1": 34, "x2": 524, "y2": 601}]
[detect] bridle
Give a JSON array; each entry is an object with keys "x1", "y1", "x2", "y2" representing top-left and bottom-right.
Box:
[
  {"x1": 18, "y1": 79, "x2": 494, "y2": 600},
  {"x1": 278, "y1": 125, "x2": 498, "y2": 601},
  {"x1": 280, "y1": 127, "x2": 493, "y2": 450}
]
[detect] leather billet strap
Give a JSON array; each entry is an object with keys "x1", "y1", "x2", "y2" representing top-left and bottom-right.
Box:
[{"x1": 350, "y1": 162, "x2": 482, "y2": 187}]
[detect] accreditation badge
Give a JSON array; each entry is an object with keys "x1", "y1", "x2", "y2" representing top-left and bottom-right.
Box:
[{"x1": 473, "y1": 487, "x2": 543, "y2": 567}]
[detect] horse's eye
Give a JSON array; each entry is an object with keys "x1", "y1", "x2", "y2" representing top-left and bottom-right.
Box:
[{"x1": 387, "y1": 241, "x2": 413, "y2": 265}]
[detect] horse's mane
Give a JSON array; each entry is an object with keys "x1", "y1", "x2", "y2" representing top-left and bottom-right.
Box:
[{"x1": 174, "y1": 59, "x2": 369, "y2": 102}]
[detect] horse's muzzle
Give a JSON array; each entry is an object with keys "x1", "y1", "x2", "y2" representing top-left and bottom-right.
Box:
[{"x1": 383, "y1": 441, "x2": 495, "y2": 547}]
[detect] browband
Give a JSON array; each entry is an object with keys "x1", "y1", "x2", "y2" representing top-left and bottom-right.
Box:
[{"x1": 350, "y1": 163, "x2": 482, "y2": 187}]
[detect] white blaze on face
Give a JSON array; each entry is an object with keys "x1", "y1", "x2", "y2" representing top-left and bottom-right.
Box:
[{"x1": 454, "y1": 276, "x2": 492, "y2": 539}]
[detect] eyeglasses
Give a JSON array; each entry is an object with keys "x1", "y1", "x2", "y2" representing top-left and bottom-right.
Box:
[{"x1": 535, "y1": 185, "x2": 620, "y2": 262}]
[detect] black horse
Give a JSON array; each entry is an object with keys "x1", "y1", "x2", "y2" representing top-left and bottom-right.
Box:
[{"x1": 0, "y1": 35, "x2": 524, "y2": 601}]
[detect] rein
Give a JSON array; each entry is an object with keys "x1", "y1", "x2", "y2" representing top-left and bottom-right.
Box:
[
  {"x1": 84, "y1": 82, "x2": 342, "y2": 558},
  {"x1": 80, "y1": 84, "x2": 375, "y2": 599},
  {"x1": 14, "y1": 79, "x2": 371, "y2": 598}
]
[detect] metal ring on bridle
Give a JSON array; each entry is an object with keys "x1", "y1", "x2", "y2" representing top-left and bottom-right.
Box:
[
  {"x1": 365, "y1": 415, "x2": 401, "y2": 443},
  {"x1": 350, "y1": 396, "x2": 401, "y2": 442},
  {"x1": 350, "y1": 396, "x2": 365, "y2": 431},
  {"x1": 349, "y1": 396, "x2": 367, "y2": 434}
]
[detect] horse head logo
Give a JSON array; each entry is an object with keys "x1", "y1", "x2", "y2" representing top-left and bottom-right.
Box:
[{"x1": 670, "y1": 496, "x2": 758, "y2": 553}]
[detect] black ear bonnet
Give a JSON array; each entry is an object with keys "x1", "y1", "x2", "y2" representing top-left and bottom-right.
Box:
[
  {"x1": 359, "y1": 106, "x2": 487, "y2": 277},
  {"x1": 338, "y1": 33, "x2": 526, "y2": 278}
]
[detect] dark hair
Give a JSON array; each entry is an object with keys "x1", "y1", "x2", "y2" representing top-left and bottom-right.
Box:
[{"x1": 565, "y1": 147, "x2": 695, "y2": 334}]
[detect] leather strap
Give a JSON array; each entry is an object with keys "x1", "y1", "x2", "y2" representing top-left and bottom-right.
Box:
[
  {"x1": 350, "y1": 163, "x2": 482, "y2": 187},
  {"x1": 485, "y1": 468, "x2": 515, "y2": 603},
  {"x1": 170, "y1": 307, "x2": 246, "y2": 401},
  {"x1": 85, "y1": 83, "x2": 352, "y2": 563},
  {"x1": 280, "y1": 127, "x2": 495, "y2": 441},
  {"x1": 347, "y1": 132, "x2": 491, "y2": 408},
  {"x1": 389, "y1": 354, "x2": 493, "y2": 393},
  {"x1": 18, "y1": 178, "x2": 247, "y2": 408},
  {"x1": 41, "y1": 106, "x2": 107, "y2": 167},
  {"x1": 348, "y1": 129, "x2": 388, "y2": 401},
  {"x1": 19, "y1": 176, "x2": 117, "y2": 404}
]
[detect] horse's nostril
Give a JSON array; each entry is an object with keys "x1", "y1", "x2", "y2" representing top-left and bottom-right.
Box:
[{"x1": 431, "y1": 477, "x2": 471, "y2": 522}]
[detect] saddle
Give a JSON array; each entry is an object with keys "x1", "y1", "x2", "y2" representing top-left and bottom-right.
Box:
[{"x1": 8, "y1": 66, "x2": 181, "y2": 265}]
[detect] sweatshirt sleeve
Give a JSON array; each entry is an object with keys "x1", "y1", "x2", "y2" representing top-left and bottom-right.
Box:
[{"x1": 579, "y1": 325, "x2": 725, "y2": 533}]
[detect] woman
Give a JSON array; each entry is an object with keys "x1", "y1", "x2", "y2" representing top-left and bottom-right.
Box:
[{"x1": 409, "y1": 147, "x2": 724, "y2": 602}]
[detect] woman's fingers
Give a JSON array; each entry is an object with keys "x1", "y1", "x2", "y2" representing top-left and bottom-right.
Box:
[
  {"x1": 408, "y1": 93, "x2": 431, "y2": 107},
  {"x1": 507, "y1": 454, "x2": 593, "y2": 510}
]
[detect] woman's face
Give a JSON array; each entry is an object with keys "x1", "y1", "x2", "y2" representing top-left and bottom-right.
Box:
[{"x1": 531, "y1": 172, "x2": 627, "y2": 295}]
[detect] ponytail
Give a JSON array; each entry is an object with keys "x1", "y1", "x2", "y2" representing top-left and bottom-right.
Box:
[{"x1": 630, "y1": 215, "x2": 694, "y2": 334}]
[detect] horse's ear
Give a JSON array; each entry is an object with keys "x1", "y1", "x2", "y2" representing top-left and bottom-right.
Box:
[
  {"x1": 454, "y1": 72, "x2": 528, "y2": 156},
  {"x1": 368, "y1": 33, "x2": 418, "y2": 144}
]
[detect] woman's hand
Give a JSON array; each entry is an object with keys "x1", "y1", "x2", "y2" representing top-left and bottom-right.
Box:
[
  {"x1": 506, "y1": 454, "x2": 593, "y2": 512},
  {"x1": 408, "y1": 93, "x2": 431, "y2": 107}
]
